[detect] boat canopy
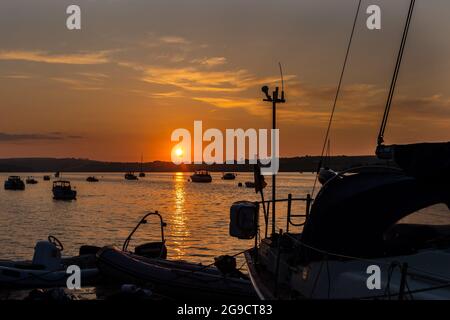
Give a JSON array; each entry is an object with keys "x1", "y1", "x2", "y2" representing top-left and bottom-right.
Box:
[
  {"x1": 393, "y1": 142, "x2": 450, "y2": 178},
  {"x1": 301, "y1": 167, "x2": 450, "y2": 259}
]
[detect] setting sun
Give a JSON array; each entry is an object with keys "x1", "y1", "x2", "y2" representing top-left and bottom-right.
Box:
[{"x1": 175, "y1": 148, "x2": 184, "y2": 157}]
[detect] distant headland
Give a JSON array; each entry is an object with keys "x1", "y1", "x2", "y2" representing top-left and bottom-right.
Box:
[{"x1": 0, "y1": 156, "x2": 394, "y2": 173}]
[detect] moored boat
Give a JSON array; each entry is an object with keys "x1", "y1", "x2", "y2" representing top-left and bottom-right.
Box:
[
  {"x1": 244, "y1": 181, "x2": 255, "y2": 188},
  {"x1": 52, "y1": 180, "x2": 77, "y2": 200},
  {"x1": 241, "y1": 166, "x2": 450, "y2": 300},
  {"x1": 86, "y1": 176, "x2": 99, "y2": 182},
  {"x1": 222, "y1": 173, "x2": 236, "y2": 180},
  {"x1": 96, "y1": 211, "x2": 256, "y2": 300},
  {"x1": 0, "y1": 212, "x2": 172, "y2": 289},
  {"x1": 239, "y1": 0, "x2": 450, "y2": 299},
  {"x1": 4, "y1": 176, "x2": 25, "y2": 190},
  {"x1": 43, "y1": 175, "x2": 51, "y2": 181},
  {"x1": 26, "y1": 176, "x2": 38, "y2": 184},
  {"x1": 96, "y1": 246, "x2": 256, "y2": 300},
  {"x1": 125, "y1": 172, "x2": 138, "y2": 180},
  {"x1": 190, "y1": 170, "x2": 212, "y2": 183},
  {"x1": 139, "y1": 154, "x2": 146, "y2": 177}
]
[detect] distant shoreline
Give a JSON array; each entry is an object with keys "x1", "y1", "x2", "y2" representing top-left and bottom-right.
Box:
[{"x1": 0, "y1": 156, "x2": 394, "y2": 173}]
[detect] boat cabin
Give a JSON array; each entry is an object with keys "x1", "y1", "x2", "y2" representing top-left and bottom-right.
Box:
[
  {"x1": 53, "y1": 180, "x2": 72, "y2": 189},
  {"x1": 193, "y1": 170, "x2": 210, "y2": 176}
]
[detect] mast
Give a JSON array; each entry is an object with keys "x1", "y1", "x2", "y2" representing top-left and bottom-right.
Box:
[
  {"x1": 261, "y1": 63, "x2": 286, "y2": 236},
  {"x1": 271, "y1": 87, "x2": 277, "y2": 236}
]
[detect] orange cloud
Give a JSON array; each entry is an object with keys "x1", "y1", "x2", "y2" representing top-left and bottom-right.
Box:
[
  {"x1": 142, "y1": 67, "x2": 253, "y2": 92},
  {"x1": 51, "y1": 77, "x2": 104, "y2": 91},
  {"x1": 159, "y1": 36, "x2": 190, "y2": 45},
  {"x1": 193, "y1": 57, "x2": 227, "y2": 67},
  {"x1": 0, "y1": 50, "x2": 111, "y2": 65}
]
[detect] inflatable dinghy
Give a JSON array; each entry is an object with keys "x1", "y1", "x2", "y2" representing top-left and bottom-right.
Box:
[
  {"x1": 97, "y1": 246, "x2": 257, "y2": 300},
  {"x1": 0, "y1": 236, "x2": 99, "y2": 288}
]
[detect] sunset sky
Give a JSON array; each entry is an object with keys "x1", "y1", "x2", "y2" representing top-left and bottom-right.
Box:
[{"x1": 1, "y1": 0, "x2": 450, "y2": 161}]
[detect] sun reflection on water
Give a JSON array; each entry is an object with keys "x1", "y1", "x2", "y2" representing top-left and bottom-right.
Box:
[{"x1": 169, "y1": 172, "x2": 189, "y2": 259}]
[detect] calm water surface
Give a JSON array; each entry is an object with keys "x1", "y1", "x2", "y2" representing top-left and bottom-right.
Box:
[{"x1": 0, "y1": 172, "x2": 448, "y2": 264}]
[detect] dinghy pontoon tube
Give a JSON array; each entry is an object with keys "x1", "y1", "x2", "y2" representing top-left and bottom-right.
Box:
[{"x1": 96, "y1": 246, "x2": 256, "y2": 300}]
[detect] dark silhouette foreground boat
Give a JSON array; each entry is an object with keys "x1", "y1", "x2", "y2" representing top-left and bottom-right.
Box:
[
  {"x1": 95, "y1": 212, "x2": 256, "y2": 300},
  {"x1": 0, "y1": 213, "x2": 167, "y2": 289},
  {"x1": 240, "y1": 0, "x2": 450, "y2": 300},
  {"x1": 0, "y1": 211, "x2": 256, "y2": 299},
  {"x1": 96, "y1": 247, "x2": 256, "y2": 301},
  {"x1": 0, "y1": 235, "x2": 98, "y2": 288},
  {"x1": 240, "y1": 165, "x2": 450, "y2": 299}
]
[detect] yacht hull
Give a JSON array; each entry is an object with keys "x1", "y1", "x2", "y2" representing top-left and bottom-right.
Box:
[{"x1": 246, "y1": 238, "x2": 450, "y2": 300}]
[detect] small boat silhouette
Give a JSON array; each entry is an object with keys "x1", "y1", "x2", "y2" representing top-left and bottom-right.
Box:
[
  {"x1": 190, "y1": 170, "x2": 212, "y2": 183},
  {"x1": 52, "y1": 180, "x2": 77, "y2": 200},
  {"x1": 4, "y1": 176, "x2": 25, "y2": 190}
]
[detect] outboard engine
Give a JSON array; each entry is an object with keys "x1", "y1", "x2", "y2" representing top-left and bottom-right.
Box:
[
  {"x1": 214, "y1": 255, "x2": 247, "y2": 279},
  {"x1": 318, "y1": 168, "x2": 338, "y2": 185},
  {"x1": 229, "y1": 201, "x2": 258, "y2": 239},
  {"x1": 32, "y1": 241, "x2": 62, "y2": 270}
]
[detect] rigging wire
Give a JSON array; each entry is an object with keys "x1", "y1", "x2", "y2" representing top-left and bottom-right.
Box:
[
  {"x1": 311, "y1": 0, "x2": 362, "y2": 196},
  {"x1": 279, "y1": 62, "x2": 285, "y2": 93},
  {"x1": 378, "y1": 0, "x2": 416, "y2": 145}
]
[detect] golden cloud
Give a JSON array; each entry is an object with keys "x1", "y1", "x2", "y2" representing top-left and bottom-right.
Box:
[
  {"x1": 193, "y1": 57, "x2": 227, "y2": 67},
  {"x1": 0, "y1": 50, "x2": 111, "y2": 65},
  {"x1": 51, "y1": 77, "x2": 104, "y2": 91},
  {"x1": 159, "y1": 36, "x2": 190, "y2": 45},
  {"x1": 142, "y1": 67, "x2": 254, "y2": 92}
]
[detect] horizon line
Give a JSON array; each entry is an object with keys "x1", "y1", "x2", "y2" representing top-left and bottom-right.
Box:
[{"x1": 0, "y1": 154, "x2": 377, "y2": 163}]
